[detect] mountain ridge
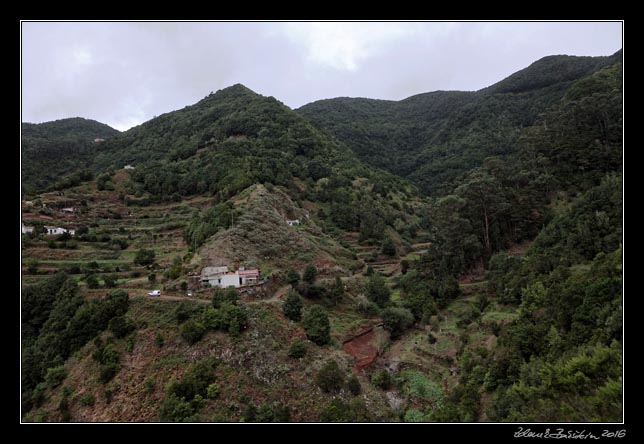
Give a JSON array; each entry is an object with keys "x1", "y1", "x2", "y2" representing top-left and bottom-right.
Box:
[{"x1": 297, "y1": 49, "x2": 622, "y2": 194}]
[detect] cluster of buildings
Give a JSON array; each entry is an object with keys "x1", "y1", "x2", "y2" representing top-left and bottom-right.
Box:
[
  {"x1": 22, "y1": 200, "x2": 78, "y2": 237},
  {"x1": 22, "y1": 223, "x2": 75, "y2": 236},
  {"x1": 201, "y1": 266, "x2": 260, "y2": 288}
]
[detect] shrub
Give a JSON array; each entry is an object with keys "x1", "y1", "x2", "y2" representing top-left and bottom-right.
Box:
[
  {"x1": 206, "y1": 383, "x2": 220, "y2": 399},
  {"x1": 223, "y1": 286, "x2": 238, "y2": 305},
  {"x1": 212, "y1": 285, "x2": 242, "y2": 307},
  {"x1": 347, "y1": 374, "x2": 362, "y2": 395},
  {"x1": 315, "y1": 360, "x2": 345, "y2": 393},
  {"x1": 155, "y1": 333, "x2": 164, "y2": 348},
  {"x1": 79, "y1": 393, "x2": 95, "y2": 406},
  {"x1": 302, "y1": 305, "x2": 330, "y2": 345},
  {"x1": 100, "y1": 363, "x2": 120, "y2": 383},
  {"x1": 145, "y1": 377, "x2": 155, "y2": 394},
  {"x1": 382, "y1": 306, "x2": 415, "y2": 339},
  {"x1": 85, "y1": 274, "x2": 100, "y2": 289},
  {"x1": 286, "y1": 269, "x2": 300, "y2": 286},
  {"x1": 320, "y1": 399, "x2": 351, "y2": 422},
  {"x1": 320, "y1": 399, "x2": 371, "y2": 422},
  {"x1": 166, "y1": 357, "x2": 217, "y2": 403},
  {"x1": 134, "y1": 248, "x2": 155, "y2": 266},
  {"x1": 330, "y1": 276, "x2": 344, "y2": 306},
  {"x1": 255, "y1": 401, "x2": 291, "y2": 422},
  {"x1": 372, "y1": 370, "x2": 392, "y2": 390},
  {"x1": 203, "y1": 302, "x2": 247, "y2": 335},
  {"x1": 381, "y1": 236, "x2": 396, "y2": 257},
  {"x1": 31, "y1": 383, "x2": 47, "y2": 407},
  {"x1": 158, "y1": 393, "x2": 198, "y2": 422},
  {"x1": 356, "y1": 295, "x2": 380, "y2": 316},
  {"x1": 44, "y1": 366, "x2": 67, "y2": 388},
  {"x1": 108, "y1": 315, "x2": 135, "y2": 339},
  {"x1": 180, "y1": 320, "x2": 206, "y2": 344},
  {"x1": 282, "y1": 290, "x2": 303, "y2": 321},
  {"x1": 303, "y1": 262, "x2": 318, "y2": 284},
  {"x1": 175, "y1": 301, "x2": 202, "y2": 323},
  {"x1": 288, "y1": 338, "x2": 306, "y2": 358},
  {"x1": 27, "y1": 259, "x2": 39, "y2": 274},
  {"x1": 365, "y1": 274, "x2": 391, "y2": 308},
  {"x1": 103, "y1": 274, "x2": 117, "y2": 288},
  {"x1": 300, "y1": 282, "x2": 326, "y2": 299}
]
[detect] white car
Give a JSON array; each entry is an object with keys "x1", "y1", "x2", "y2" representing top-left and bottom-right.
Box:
[{"x1": 148, "y1": 290, "x2": 161, "y2": 297}]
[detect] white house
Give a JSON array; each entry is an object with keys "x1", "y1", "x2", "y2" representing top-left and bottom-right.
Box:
[
  {"x1": 123, "y1": 164, "x2": 135, "y2": 170},
  {"x1": 61, "y1": 207, "x2": 75, "y2": 213},
  {"x1": 21, "y1": 224, "x2": 34, "y2": 234},
  {"x1": 207, "y1": 273, "x2": 241, "y2": 288},
  {"x1": 44, "y1": 226, "x2": 75, "y2": 236},
  {"x1": 286, "y1": 219, "x2": 300, "y2": 226},
  {"x1": 201, "y1": 266, "x2": 260, "y2": 288}
]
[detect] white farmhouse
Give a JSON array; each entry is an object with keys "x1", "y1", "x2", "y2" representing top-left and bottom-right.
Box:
[
  {"x1": 21, "y1": 224, "x2": 34, "y2": 234},
  {"x1": 286, "y1": 219, "x2": 300, "y2": 226},
  {"x1": 44, "y1": 226, "x2": 75, "y2": 236},
  {"x1": 201, "y1": 266, "x2": 260, "y2": 288}
]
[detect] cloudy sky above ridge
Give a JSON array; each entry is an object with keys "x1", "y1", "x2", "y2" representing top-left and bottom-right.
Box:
[{"x1": 22, "y1": 21, "x2": 622, "y2": 131}]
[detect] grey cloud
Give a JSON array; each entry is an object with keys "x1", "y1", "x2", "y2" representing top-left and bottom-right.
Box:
[{"x1": 22, "y1": 21, "x2": 622, "y2": 130}]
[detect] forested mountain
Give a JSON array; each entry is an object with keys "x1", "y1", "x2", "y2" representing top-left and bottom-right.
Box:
[
  {"x1": 88, "y1": 84, "x2": 421, "y2": 249},
  {"x1": 297, "y1": 50, "x2": 622, "y2": 195},
  {"x1": 21, "y1": 50, "x2": 622, "y2": 423},
  {"x1": 398, "y1": 58, "x2": 623, "y2": 422},
  {"x1": 21, "y1": 118, "x2": 120, "y2": 194}
]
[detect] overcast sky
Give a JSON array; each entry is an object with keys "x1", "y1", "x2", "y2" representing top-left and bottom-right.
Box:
[{"x1": 21, "y1": 21, "x2": 622, "y2": 131}]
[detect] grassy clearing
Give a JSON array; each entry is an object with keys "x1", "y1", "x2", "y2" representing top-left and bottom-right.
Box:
[
  {"x1": 402, "y1": 252, "x2": 421, "y2": 261},
  {"x1": 400, "y1": 370, "x2": 444, "y2": 406},
  {"x1": 481, "y1": 310, "x2": 518, "y2": 323},
  {"x1": 328, "y1": 308, "x2": 370, "y2": 338}
]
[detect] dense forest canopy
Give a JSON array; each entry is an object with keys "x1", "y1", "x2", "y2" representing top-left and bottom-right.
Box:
[
  {"x1": 297, "y1": 50, "x2": 622, "y2": 195},
  {"x1": 393, "y1": 55, "x2": 623, "y2": 422},
  {"x1": 21, "y1": 118, "x2": 119, "y2": 194}
]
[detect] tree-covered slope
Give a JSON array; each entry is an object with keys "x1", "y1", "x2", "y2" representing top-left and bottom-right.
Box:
[
  {"x1": 83, "y1": 84, "x2": 422, "y2": 252},
  {"x1": 297, "y1": 50, "x2": 622, "y2": 195},
  {"x1": 21, "y1": 118, "x2": 120, "y2": 194},
  {"x1": 395, "y1": 58, "x2": 623, "y2": 422}
]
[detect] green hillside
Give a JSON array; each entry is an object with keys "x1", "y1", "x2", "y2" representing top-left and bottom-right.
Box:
[
  {"x1": 297, "y1": 50, "x2": 622, "y2": 195},
  {"x1": 21, "y1": 118, "x2": 120, "y2": 194},
  {"x1": 21, "y1": 51, "x2": 622, "y2": 423}
]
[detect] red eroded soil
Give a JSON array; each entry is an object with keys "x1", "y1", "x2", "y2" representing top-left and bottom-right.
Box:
[{"x1": 343, "y1": 328, "x2": 378, "y2": 372}]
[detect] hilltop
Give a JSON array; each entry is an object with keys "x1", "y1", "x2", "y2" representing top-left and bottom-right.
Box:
[{"x1": 22, "y1": 117, "x2": 120, "y2": 194}]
